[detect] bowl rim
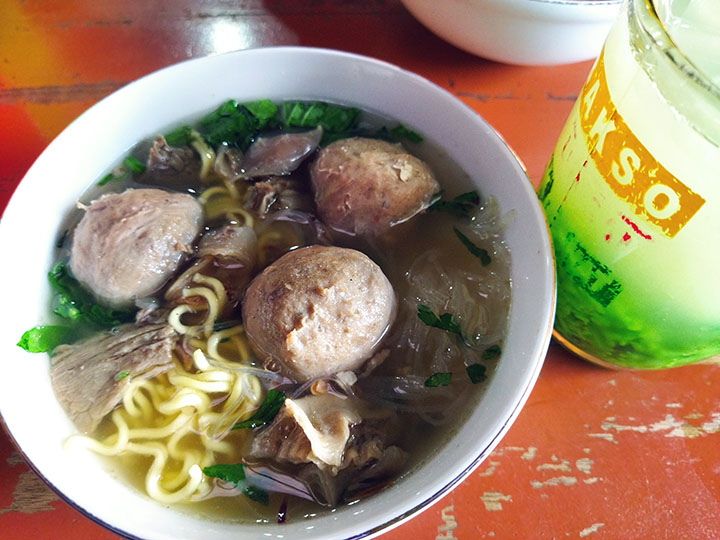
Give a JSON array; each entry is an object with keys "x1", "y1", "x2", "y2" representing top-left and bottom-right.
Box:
[{"x1": 0, "y1": 45, "x2": 555, "y2": 540}]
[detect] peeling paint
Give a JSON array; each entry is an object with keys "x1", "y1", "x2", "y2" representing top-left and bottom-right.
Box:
[
  {"x1": 666, "y1": 403, "x2": 683, "y2": 408},
  {"x1": 537, "y1": 456, "x2": 572, "y2": 472},
  {"x1": 580, "y1": 523, "x2": 605, "y2": 537},
  {"x1": 702, "y1": 413, "x2": 720, "y2": 434},
  {"x1": 480, "y1": 491, "x2": 512, "y2": 511},
  {"x1": 478, "y1": 461, "x2": 500, "y2": 477},
  {"x1": 583, "y1": 477, "x2": 602, "y2": 485},
  {"x1": 649, "y1": 415, "x2": 705, "y2": 438},
  {"x1": 602, "y1": 420, "x2": 648, "y2": 433},
  {"x1": 436, "y1": 505, "x2": 458, "y2": 540},
  {"x1": 575, "y1": 458, "x2": 594, "y2": 474},
  {"x1": 588, "y1": 433, "x2": 617, "y2": 443},
  {"x1": 0, "y1": 470, "x2": 59, "y2": 515},
  {"x1": 6, "y1": 451, "x2": 26, "y2": 467},
  {"x1": 522, "y1": 447, "x2": 537, "y2": 461},
  {"x1": 530, "y1": 476, "x2": 578, "y2": 489},
  {"x1": 590, "y1": 412, "x2": 720, "y2": 440}
]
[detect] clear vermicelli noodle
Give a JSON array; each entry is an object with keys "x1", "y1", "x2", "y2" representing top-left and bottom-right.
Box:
[{"x1": 31, "y1": 98, "x2": 512, "y2": 523}]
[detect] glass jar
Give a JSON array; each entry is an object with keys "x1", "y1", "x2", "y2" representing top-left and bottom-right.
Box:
[{"x1": 538, "y1": 0, "x2": 720, "y2": 368}]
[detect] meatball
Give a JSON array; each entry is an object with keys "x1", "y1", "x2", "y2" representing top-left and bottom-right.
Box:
[
  {"x1": 242, "y1": 245, "x2": 396, "y2": 382},
  {"x1": 70, "y1": 188, "x2": 203, "y2": 306},
  {"x1": 310, "y1": 137, "x2": 440, "y2": 236}
]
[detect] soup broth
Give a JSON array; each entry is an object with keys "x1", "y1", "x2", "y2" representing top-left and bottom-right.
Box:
[{"x1": 43, "y1": 99, "x2": 511, "y2": 524}]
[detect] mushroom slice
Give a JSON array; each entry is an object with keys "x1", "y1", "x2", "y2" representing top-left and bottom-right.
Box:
[{"x1": 251, "y1": 394, "x2": 362, "y2": 471}]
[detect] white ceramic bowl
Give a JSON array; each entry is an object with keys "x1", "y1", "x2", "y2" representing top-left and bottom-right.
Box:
[
  {"x1": 0, "y1": 47, "x2": 555, "y2": 539},
  {"x1": 401, "y1": 0, "x2": 623, "y2": 65}
]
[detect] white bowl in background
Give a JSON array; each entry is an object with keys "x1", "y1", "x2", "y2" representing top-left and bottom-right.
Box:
[
  {"x1": 0, "y1": 47, "x2": 555, "y2": 539},
  {"x1": 401, "y1": 0, "x2": 623, "y2": 65}
]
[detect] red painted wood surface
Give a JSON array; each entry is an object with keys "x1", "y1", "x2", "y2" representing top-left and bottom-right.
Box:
[{"x1": 2, "y1": 2, "x2": 719, "y2": 539}]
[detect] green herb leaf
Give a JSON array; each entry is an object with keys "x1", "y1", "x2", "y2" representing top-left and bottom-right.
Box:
[
  {"x1": 232, "y1": 389, "x2": 286, "y2": 430},
  {"x1": 319, "y1": 105, "x2": 360, "y2": 132},
  {"x1": 202, "y1": 463, "x2": 270, "y2": 506},
  {"x1": 243, "y1": 99, "x2": 279, "y2": 130},
  {"x1": 424, "y1": 372, "x2": 452, "y2": 387},
  {"x1": 17, "y1": 325, "x2": 72, "y2": 353},
  {"x1": 390, "y1": 124, "x2": 423, "y2": 143},
  {"x1": 454, "y1": 227, "x2": 491, "y2": 266},
  {"x1": 48, "y1": 263, "x2": 136, "y2": 328},
  {"x1": 123, "y1": 156, "x2": 146, "y2": 174},
  {"x1": 417, "y1": 305, "x2": 463, "y2": 336},
  {"x1": 200, "y1": 99, "x2": 257, "y2": 149},
  {"x1": 165, "y1": 125, "x2": 194, "y2": 147},
  {"x1": 482, "y1": 344, "x2": 502, "y2": 361},
  {"x1": 203, "y1": 463, "x2": 247, "y2": 486},
  {"x1": 283, "y1": 101, "x2": 360, "y2": 132},
  {"x1": 115, "y1": 371, "x2": 130, "y2": 381},
  {"x1": 429, "y1": 191, "x2": 481, "y2": 217},
  {"x1": 97, "y1": 172, "x2": 118, "y2": 186},
  {"x1": 466, "y1": 363, "x2": 487, "y2": 384},
  {"x1": 243, "y1": 485, "x2": 270, "y2": 506},
  {"x1": 97, "y1": 156, "x2": 144, "y2": 186}
]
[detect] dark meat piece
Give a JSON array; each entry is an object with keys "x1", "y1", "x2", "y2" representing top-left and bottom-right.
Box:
[
  {"x1": 141, "y1": 135, "x2": 202, "y2": 189},
  {"x1": 213, "y1": 146, "x2": 244, "y2": 182},
  {"x1": 197, "y1": 223, "x2": 257, "y2": 263},
  {"x1": 242, "y1": 127, "x2": 322, "y2": 178},
  {"x1": 244, "y1": 176, "x2": 314, "y2": 216},
  {"x1": 250, "y1": 407, "x2": 313, "y2": 464},
  {"x1": 310, "y1": 137, "x2": 440, "y2": 236},
  {"x1": 249, "y1": 394, "x2": 362, "y2": 470},
  {"x1": 165, "y1": 224, "x2": 257, "y2": 315},
  {"x1": 70, "y1": 188, "x2": 203, "y2": 307},
  {"x1": 51, "y1": 323, "x2": 177, "y2": 433},
  {"x1": 242, "y1": 246, "x2": 396, "y2": 382},
  {"x1": 250, "y1": 392, "x2": 406, "y2": 505},
  {"x1": 212, "y1": 128, "x2": 322, "y2": 181}
]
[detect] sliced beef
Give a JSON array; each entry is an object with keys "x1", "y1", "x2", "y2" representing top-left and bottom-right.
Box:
[
  {"x1": 242, "y1": 246, "x2": 397, "y2": 382},
  {"x1": 310, "y1": 137, "x2": 440, "y2": 236},
  {"x1": 51, "y1": 323, "x2": 177, "y2": 433},
  {"x1": 70, "y1": 188, "x2": 203, "y2": 307}
]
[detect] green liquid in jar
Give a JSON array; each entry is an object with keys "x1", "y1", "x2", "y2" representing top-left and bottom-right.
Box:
[{"x1": 539, "y1": 0, "x2": 720, "y2": 368}]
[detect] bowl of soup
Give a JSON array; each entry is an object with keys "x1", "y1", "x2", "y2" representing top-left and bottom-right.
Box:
[{"x1": 0, "y1": 47, "x2": 555, "y2": 539}]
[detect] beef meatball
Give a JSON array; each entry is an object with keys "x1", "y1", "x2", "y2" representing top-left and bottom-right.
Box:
[
  {"x1": 310, "y1": 137, "x2": 440, "y2": 236},
  {"x1": 70, "y1": 188, "x2": 203, "y2": 306},
  {"x1": 242, "y1": 245, "x2": 396, "y2": 382}
]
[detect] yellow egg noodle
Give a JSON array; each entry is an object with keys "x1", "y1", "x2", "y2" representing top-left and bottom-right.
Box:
[{"x1": 67, "y1": 275, "x2": 264, "y2": 505}]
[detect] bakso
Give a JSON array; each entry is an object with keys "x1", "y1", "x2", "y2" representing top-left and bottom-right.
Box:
[
  {"x1": 310, "y1": 137, "x2": 440, "y2": 236},
  {"x1": 242, "y1": 245, "x2": 396, "y2": 382},
  {"x1": 70, "y1": 188, "x2": 203, "y2": 306}
]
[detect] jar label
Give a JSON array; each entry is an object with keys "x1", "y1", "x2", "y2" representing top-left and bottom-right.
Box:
[{"x1": 579, "y1": 53, "x2": 706, "y2": 238}]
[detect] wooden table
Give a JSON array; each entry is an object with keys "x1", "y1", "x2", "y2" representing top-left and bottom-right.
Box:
[{"x1": 2, "y1": 1, "x2": 719, "y2": 538}]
